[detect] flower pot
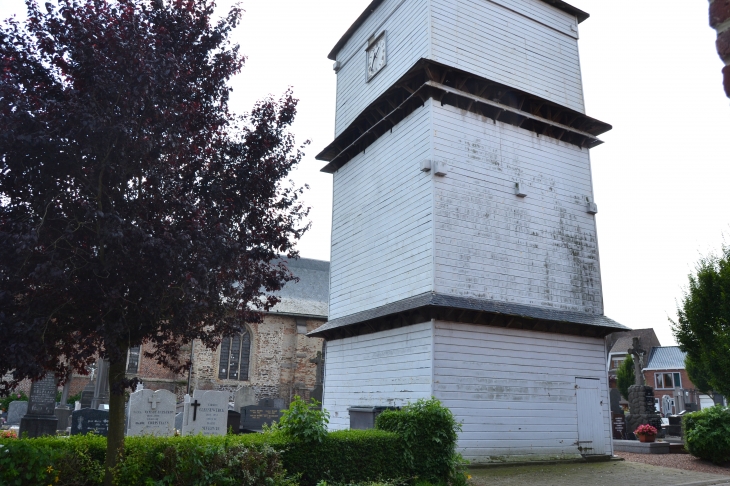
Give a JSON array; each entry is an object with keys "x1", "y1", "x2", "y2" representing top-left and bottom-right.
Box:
[{"x1": 638, "y1": 434, "x2": 656, "y2": 443}]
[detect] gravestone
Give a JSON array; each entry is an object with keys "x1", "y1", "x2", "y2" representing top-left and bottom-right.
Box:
[
  {"x1": 91, "y1": 359, "x2": 110, "y2": 410},
  {"x1": 127, "y1": 389, "x2": 176, "y2": 437},
  {"x1": 19, "y1": 374, "x2": 58, "y2": 438},
  {"x1": 611, "y1": 413, "x2": 626, "y2": 440},
  {"x1": 182, "y1": 390, "x2": 228, "y2": 436},
  {"x1": 233, "y1": 387, "x2": 257, "y2": 412},
  {"x1": 610, "y1": 389, "x2": 624, "y2": 415},
  {"x1": 241, "y1": 399, "x2": 285, "y2": 432},
  {"x1": 174, "y1": 412, "x2": 183, "y2": 431},
  {"x1": 71, "y1": 408, "x2": 109, "y2": 436},
  {"x1": 54, "y1": 407, "x2": 73, "y2": 431},
  {"x1": 80, "y1": 381, "x2": 95, "y2": 409},
  {"x1": 7, "y1": 401, "x2": 28, "y2": 426},
  {"x1": 227, "y1": 410, "x2": 241, "y2": 434}
]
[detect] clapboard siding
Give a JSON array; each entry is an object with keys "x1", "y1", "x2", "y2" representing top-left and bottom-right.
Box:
[
  {"x1": 430, "y1": 0, "x2": 585, "y2": 113},
  {"x1": 334, "y1": 0, "x2": 429, "y2": 137},
  {"x1": 432, "y1": 103, "x2": 603, "y2": 314},
  {"x1": 329, "y1": 106, "x2": 433, "y2": 320},
  {"x1": 324, "y1": 323, "x2": 434, "y2": 430},
  {"x1": 433, "y1": 321, "x2": 611, "y2": 463}
]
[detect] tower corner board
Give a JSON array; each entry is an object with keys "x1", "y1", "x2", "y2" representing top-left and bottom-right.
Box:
[{"x1": 317, "y1": 0, "x2": 625, "y2": 464}]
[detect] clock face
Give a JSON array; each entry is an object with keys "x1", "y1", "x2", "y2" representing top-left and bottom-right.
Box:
[{"x1": 366, "y1": 34, "x2": 386, "y2": 81}]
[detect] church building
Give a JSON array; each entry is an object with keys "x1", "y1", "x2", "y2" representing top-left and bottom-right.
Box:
[{"x1": 310, "y1": 0, "x2": 629, "y2": 463}]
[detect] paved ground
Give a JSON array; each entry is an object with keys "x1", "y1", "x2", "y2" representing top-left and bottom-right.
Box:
[
  {"x1": 468, "y1": 460, "x2": 730, "y2": 486},
  {"x1": 617, "y1": 452, "x2": 730, "y2": 476}
]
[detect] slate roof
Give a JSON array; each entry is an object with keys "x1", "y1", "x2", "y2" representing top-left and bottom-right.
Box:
[
  {"x1": 269, "y1": 258, "x2": 329, "y2": 319},
  {"x1": 607, "y1": 328, "x2": 661, "y2": 356},
  {"x1": 644, "y1": 346, "x2": 687, "y2": 371},
  {"x1": 327, "y1": 0, "x2": 590, "y2": 60},
  {"x1": 309, "y1": 292, "x2": 628, "y2": 337}
]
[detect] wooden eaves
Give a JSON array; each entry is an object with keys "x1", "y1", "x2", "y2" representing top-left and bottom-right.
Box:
[{"x1": 317, "y1": 60, "x2": 612, "y2": 173}]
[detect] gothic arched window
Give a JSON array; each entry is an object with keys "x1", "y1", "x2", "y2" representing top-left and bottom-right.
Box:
[{"x1": 218, "y1": 330, "x2": 252, "y2": 381}]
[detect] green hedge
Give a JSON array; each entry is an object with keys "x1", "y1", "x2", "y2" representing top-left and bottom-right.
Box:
[
  {"x1": 0, "y1": 430, "x2": 403, "y2": 486},
  {"x1": 684, "y1": 405, "x2": 730, "y2": 464},
  {"x1": 279, "y1": 429, "x2": 406, "y2": 486},
  {"x1": 376, "y1": 398, "x2": 466, "y2": 486}
]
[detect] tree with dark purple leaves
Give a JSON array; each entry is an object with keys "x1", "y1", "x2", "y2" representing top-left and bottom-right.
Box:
[{"x1": 0, "y1": 0, "x2": 309, "y2": 481}]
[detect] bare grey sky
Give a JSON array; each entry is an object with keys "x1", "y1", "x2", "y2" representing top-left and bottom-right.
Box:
[{"x1": 1, "y1": 1, "x2": 728, "y2": 345}]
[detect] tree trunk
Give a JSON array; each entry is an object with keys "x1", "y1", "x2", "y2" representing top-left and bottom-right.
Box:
[{"x1": 104, "y1": 353, "x2": 127, "y2": 486}]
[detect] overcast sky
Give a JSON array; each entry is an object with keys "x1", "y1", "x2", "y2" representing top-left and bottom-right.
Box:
[{"x1": 2, "y1": 1, "x2": 728, "y2": 346}]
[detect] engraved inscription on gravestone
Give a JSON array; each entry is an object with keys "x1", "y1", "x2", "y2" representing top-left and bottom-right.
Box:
[
  {"x1": 182, "y1": 390, "x2": 228, "y2": 436},
  {"x1": 127, "y1": 389, "x2": 176, "y2": 437},
  {"x1": 28, "y1": 374, "x2": 57, "y2": 416},
  {"x1": 71, "y1": 408, "x2": 109, "y2": 436},
  {"x1": 240, "y1": 403, "x2": 284, "y2": 432}
]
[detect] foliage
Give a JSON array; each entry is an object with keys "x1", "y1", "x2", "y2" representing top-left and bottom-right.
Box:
[
  {"x1": 0, "y1": 0, "x2": 308, "y2": 478},
  {"x1": 55, "y1": 391, "x2": 82, "y2": 406},
  {"x1": 0, "y1": 391, "x2": 28, "y2": 412},
  {"x1": 683, "y1": 406, "x2": 730, "y2": 464},
  {"x1": 278, "y1": 396, "x2": 329, "y2": 443},
  {"x1": 0, "y1": 429, "x2": 407, "y2": 486},
  {"x1": 376, "y1": 398, "x2": 468, "y2": 486},
  {"x1": 616, "y1": 355, "x2": 635, "y2": 401},
  {"x1": 0, "y1": 433, "x2": 106, "y2": 486},
  {"x1": 672, "y1": 244, "x2": 730, "y2": 398},
  {"x1": 634, "y1": 424, "x2": 657, "y2": 436},
  {"x1": 279, "y1": 429, "x2": 406, "y2": 486},
  {"x1": 685, "y1": 355, "x2": 713, "y2": 396}
]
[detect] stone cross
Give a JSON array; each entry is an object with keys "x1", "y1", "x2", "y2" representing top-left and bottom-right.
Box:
[
  {"x1": 148, "y1": 395, "x2": 161, "y2": 410},
  {"x1": 627, "y1": 337, "x2": 646, "y2": 386}
]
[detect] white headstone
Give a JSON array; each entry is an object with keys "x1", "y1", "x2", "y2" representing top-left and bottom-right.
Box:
[
  {"x1": 127, "y1": 389, "x2": 176, "y2": 437},
  {"x1": 234, "y1": 386, "x2": 257, "y2": 412},
  {"x1": 74, "y1": 401, "x2": 81, "y2": 411},
  {"x1": 182, "y1": 390, "x2": 228, "y2": 436}
]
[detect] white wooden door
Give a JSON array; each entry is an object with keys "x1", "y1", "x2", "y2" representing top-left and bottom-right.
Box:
[{"x1": 575, "y1": 378, "x2": 606, "y2": 455}]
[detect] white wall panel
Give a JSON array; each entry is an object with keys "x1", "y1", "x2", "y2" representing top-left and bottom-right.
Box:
[
  {"x1": 334, "y1": 0, "x2": 430, "y2": 136},
  {"x1": 324, "y1": 322, "x2": 434, "y2": 430},
  {"x1": 329, "y1": 105, "x2": 434, "y2": 320},
  {"x1": 433, "y1": 321, "x2": 611, "y2": 463},
  {"x1": 430, "y1": 0, "x2": 585, "y2": 113},
  {"x1": 432, "y1": 103, "x2": 603, "y2": 315}
]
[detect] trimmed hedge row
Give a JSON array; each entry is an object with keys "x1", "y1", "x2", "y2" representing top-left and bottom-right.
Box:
[
  {"x1": 0, "y1": 430, "x2": 403, "y2": 486},
  {"x1": 684, "y1": 405, "x2": 730, "y2": 464}
]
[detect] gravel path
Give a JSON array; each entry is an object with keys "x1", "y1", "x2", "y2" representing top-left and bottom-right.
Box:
[{"x1": 617, "y1": 452, "x2": 730, "y2": 477}]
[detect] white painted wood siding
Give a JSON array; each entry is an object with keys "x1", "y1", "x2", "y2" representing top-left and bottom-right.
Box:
[
  {"x1": 334, "y1": 0, "x2": 430, "y2": 137},
  {"x1": 324, "y1": 322, "x2": 434, "y2": 430},
  {"x1": 430, "y1": 0, "x2": 586, "y2": 113},
  {"x1": 329, "y1": 105, "x2": 434, "y2": 321},
  {"x1": 433, "y1": 321, "x2": 611, "y2": 463},
  {"x1": 432, "y1": 102, "x2": 603, "y2": 315}
]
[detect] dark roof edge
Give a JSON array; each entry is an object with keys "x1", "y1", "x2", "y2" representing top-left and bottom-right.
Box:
[
  {"x1": 309, "y1": 293, "x2": 628, "y2": 339},
  {"x1": 328, "y1": 0, "x2": 589, "y2": 61}
]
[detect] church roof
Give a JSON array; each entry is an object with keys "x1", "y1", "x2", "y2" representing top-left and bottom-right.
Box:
[
  {"x1": 644, "y1": 346, "x2": 687, "y2": 371},
  {"x1": 328, "y1": 0, "x2": 590, "y2": 60},
  {"x1": 607, "y1": 328, "x2": 661, "y2": 356},
  {"x1": 269, "y1": 258, "x2": 329, "y2": 319}
]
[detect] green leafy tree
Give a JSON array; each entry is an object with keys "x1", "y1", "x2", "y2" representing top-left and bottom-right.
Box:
[
  {"x1": 672, "y1": 244, "x2": 730, "y2": 398},
  {"x1": 278, "y1": 396, "x2": 329, "y2": 443},
  {"x1": 616, "y1": 355, "x2": 635, "y2": 400}
]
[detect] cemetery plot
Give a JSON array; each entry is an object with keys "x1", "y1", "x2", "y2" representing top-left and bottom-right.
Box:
[
  {"x1": 71, "y1": 409, "x2": 109, "y2": 436},
  {"x1": 182, "y1": 390, "x2": 228, "y2": 436}
]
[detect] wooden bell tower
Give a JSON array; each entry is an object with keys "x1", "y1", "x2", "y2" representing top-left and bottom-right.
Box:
[{"x1": 311, "y1": 0, "x2": 628, "y2": 463}]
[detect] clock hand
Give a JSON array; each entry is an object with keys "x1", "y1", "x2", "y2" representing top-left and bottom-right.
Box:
[{"x1": 370, "y1": 46, "x2": 380, "y2": 70}]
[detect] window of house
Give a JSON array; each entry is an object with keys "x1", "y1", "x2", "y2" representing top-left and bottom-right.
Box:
[
  {"x1": 655, "y1": 372, "x2": 682, "y2": 389},
  {"x1": 611, "y1": 357, "x2": 625, "y2": 370},
  {"x1": 218, "y1": 330, "x2": 251, "y2": 381},
  {"x1": 126, "y1": 346, "x2": 141, "y2": 374}
]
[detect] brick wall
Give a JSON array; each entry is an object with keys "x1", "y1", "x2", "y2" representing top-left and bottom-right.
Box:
[
  {"x1": 643, "y1": 368, "x2": 695, "y2": 403},
  {"x1": 190, "y1": 314, "x2": 324, "y2": 404},
  {"x1": 711, "y1": 0, "x2": 730, "y2": 97}
]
